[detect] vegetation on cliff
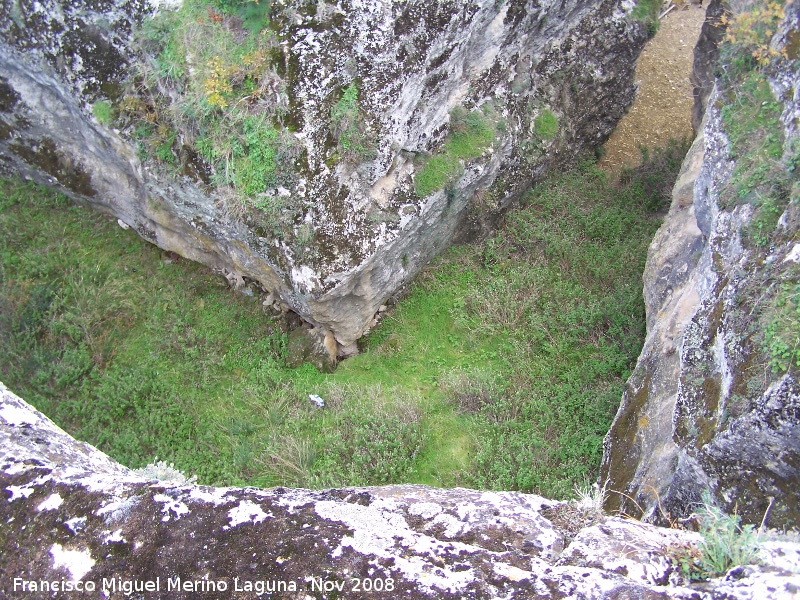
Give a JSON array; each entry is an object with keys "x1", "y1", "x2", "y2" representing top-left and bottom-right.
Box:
[
  {"x1": 118, "y1": 0, "x2": 302, "y2": 233},
  {"x1": 0, "y1": 143, "x2": 685, "y2": 494},
  {"x1": 716, "y1": 0, "x2": 800, "y2": 382}
]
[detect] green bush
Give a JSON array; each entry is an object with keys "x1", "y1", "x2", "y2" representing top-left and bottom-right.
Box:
[
  {"x1": 127, "y1": 0, "x2": 296, "y2": 216},
  {"x1": 630, "y1": 0, "x2": 661, "y2": 36}
]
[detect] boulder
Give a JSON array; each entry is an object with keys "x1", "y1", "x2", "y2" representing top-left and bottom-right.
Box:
[
  {"x1": 286, "y1": 326, "x2": 338, "y2": 373},
  {"x1": 0, "y1": 0, "x2": 649, "y2": 349}
]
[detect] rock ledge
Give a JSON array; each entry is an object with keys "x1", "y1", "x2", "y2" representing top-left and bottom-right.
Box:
[{"x1": 2, "y1": 381, "x2": 798, "y2": 599}]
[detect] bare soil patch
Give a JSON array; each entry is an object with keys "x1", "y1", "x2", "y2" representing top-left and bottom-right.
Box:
[{"x1": 600, "y1": 3, "x2": 707, "y2": 173}]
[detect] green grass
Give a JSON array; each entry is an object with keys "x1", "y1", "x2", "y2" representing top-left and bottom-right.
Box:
[
  {"x1": 92, "y1": 101, "x2": 114, "y2": 125},
  {"x1": 231, "y1": 116, "x2": 281, "y2": 196},
  {"x1": 415, "y1": 106, "x2": 497, "y2": 197},
  {"x1": 0, "y1": 148, "x2": 677, "y2": 495},
  {"x1": 718, "y1": 47, "x2": 795, "y2": 250},
  {"x1": 764, "y1": 281, "x2": 800, "y2": 373},
  {"x1": 534, "y1": 110, "x2": 558, "y2": 140},
  {"x1": 710, "y1": 6, "x2": 800, "y2": 386}
]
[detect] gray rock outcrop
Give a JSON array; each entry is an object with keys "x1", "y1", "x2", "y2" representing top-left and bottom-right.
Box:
[
  {"x1": 690, "y1": 0, "x2": 726, "y2": 133},
  {"x1": 601, "y1": 2, "x2": 800, "y2": 529},
  {"x1": 3, "y1": 380, "x2": 799, "y2": 599},
  {"x1": 0, "y1": 0, "x2": 649, "y2": 351}
]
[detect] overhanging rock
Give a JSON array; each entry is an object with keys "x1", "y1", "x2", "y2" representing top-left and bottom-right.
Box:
[{"x1": 0, "y1": 0, "x2": 649, "y2": 350}]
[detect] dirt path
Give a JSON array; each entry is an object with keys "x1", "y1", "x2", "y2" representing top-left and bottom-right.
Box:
[{"x1": 599, "y1": 3, "x2": 707, "y2": 172}]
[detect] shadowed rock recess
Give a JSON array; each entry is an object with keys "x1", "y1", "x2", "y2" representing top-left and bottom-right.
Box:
[
  {"x1": 0, "y1": 0, "x2": 648, "y2": 352},
  {"x1": 602, "y1": 1, "x2": 800, "y2": 530},
  {"x1": 2, "y1": 382, "x2": 800, "y2": 598}
]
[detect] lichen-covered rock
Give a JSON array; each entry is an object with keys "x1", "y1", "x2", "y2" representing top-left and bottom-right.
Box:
[
  {"x1": 0, "y1": 0, "x2": 649, "y2": 350},
  {"x1": 2, "y1": 381, "x2": 799, "y2": 599},
  {"x1": 601, "y1": 3, "x2": 800, "y2": 529},
  {"x1": 690, "y1": 0, "x2": 726, "y2": 133}
]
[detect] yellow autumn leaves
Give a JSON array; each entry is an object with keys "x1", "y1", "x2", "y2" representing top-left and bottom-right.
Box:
[
  {"x1": 722, "y1": 0, "x2": 790, "y2": 65},
  {"x1": 203, "y1": 49, "x2": 270, "y2": 109}
]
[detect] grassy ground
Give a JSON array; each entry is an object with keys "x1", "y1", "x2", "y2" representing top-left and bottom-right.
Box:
[{"x1": 0, "y1": 150, "x2": 684, "y2": 497}]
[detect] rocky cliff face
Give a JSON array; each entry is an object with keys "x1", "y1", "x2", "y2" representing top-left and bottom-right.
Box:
[
  {"x1": 3, "y1": 381, "x2": 799, "y2": 599},
  {"x1": 0, "y1": 0, "x2": 649, "y2": 352},
  {"x1": 602, "y1": 1, "x2": 800, "y2": 529}
]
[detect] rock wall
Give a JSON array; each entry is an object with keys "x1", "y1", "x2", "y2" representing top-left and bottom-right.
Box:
[
  {"x1": 690, "y1": 0, "x2": 725, "y2": 133},
  {"x1": 601, "y1": 2, "x2": 800, "y2": 529},
  {"x1": 0, "y1": 0, "x2": 649, "y2": 351},
  {"x1": 2, "y1": 380, "x2": 799, "y2": 599}
]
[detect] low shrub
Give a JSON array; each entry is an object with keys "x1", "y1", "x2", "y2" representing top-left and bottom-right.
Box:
[
  {"x1": 673, "y1": 496, "x2": 761, "y2": 580},
  {"x1": 122, "y1": 0, "x2": 297, "y2": 221}
]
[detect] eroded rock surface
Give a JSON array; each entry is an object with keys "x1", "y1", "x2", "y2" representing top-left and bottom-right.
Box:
[
  {"x1": 0, "y1": 0, "x2": 649, "y2": 350},
  {"x1": 2, "y1": 381, "x2": 799, "y2": 599},
  {"x1": 602, "y1": 2, "x2": 800, "y2": 529}
]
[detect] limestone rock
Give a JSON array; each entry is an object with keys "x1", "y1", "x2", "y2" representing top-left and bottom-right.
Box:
[
  {"x1": 0, "y1": 0, "x2": 649, "y2": 349},
  {"x1": 2, "y1": 381, "x2": 799, "y2": 599},
  {"x1": 601, "y1": 3, "x2": 800, "y2": 529},
  {"x1": 286, "y1": 326, "x2": 338, "y2": 373},
  {"x1": 690, "y1": 0, "x2": 726, "y2": 133}
]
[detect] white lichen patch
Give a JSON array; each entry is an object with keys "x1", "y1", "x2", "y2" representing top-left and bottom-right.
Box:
[
  {"x1": 760, "y1": 541, "x2": 800, "y2": 574},
  {"x1": 0, "y1": 404, "x2": 39, "y2": 426},
  {"x1": 407, "y1": 501, "x2": 442, "y2": 520},
  {"x1": 148, "y1": 0, "x2": 183, "y2": 12},
  {"x1": 153, "y1": 493, "x2": 190, "y2": 522},
  {"x1": 6, "y1": 485, "x2": 36, "y2": 502},
  {"x1": 226, "y1": 500, "x2": 272, "y2": 528},
  {"x1": 189, "y1": 486, "x2": 233, "y2": 506},
  {"x1": 290, "y1": 265, "x2": 321, "y2": 295},
  {"x1": 431, "y1": 512, "x2": 464, "y2": 537},
  {"x1": 103, "y1": 529, "x2": 125, "y2": 544},
  {"x1": 493, "y1": 562, "x2": 532, "y2": 582},
  {"x1": 713, "y1": 331, "x2": 733, "y2": 404},
  {"x1": 64, "y1": 516, "x2": 86, "y2": 535},
  {"x1": 315, "y1": 498, "x2": 481, "y2": 594},
  {"x1": 97, "y1": 496, "x2": 139, "y2": 523},
  {"x1": 37, "y1": 493, "x2": 63, "y2": 511},
  {"x1": 275, "y1": 489, "x2": 319, "y2": 512},
  {"x1": 50, "y1": 543, "x2": 95, "y2": 581},
  {"x1": 2, "y1": 461, "x2": 31, "y2": 476}
]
